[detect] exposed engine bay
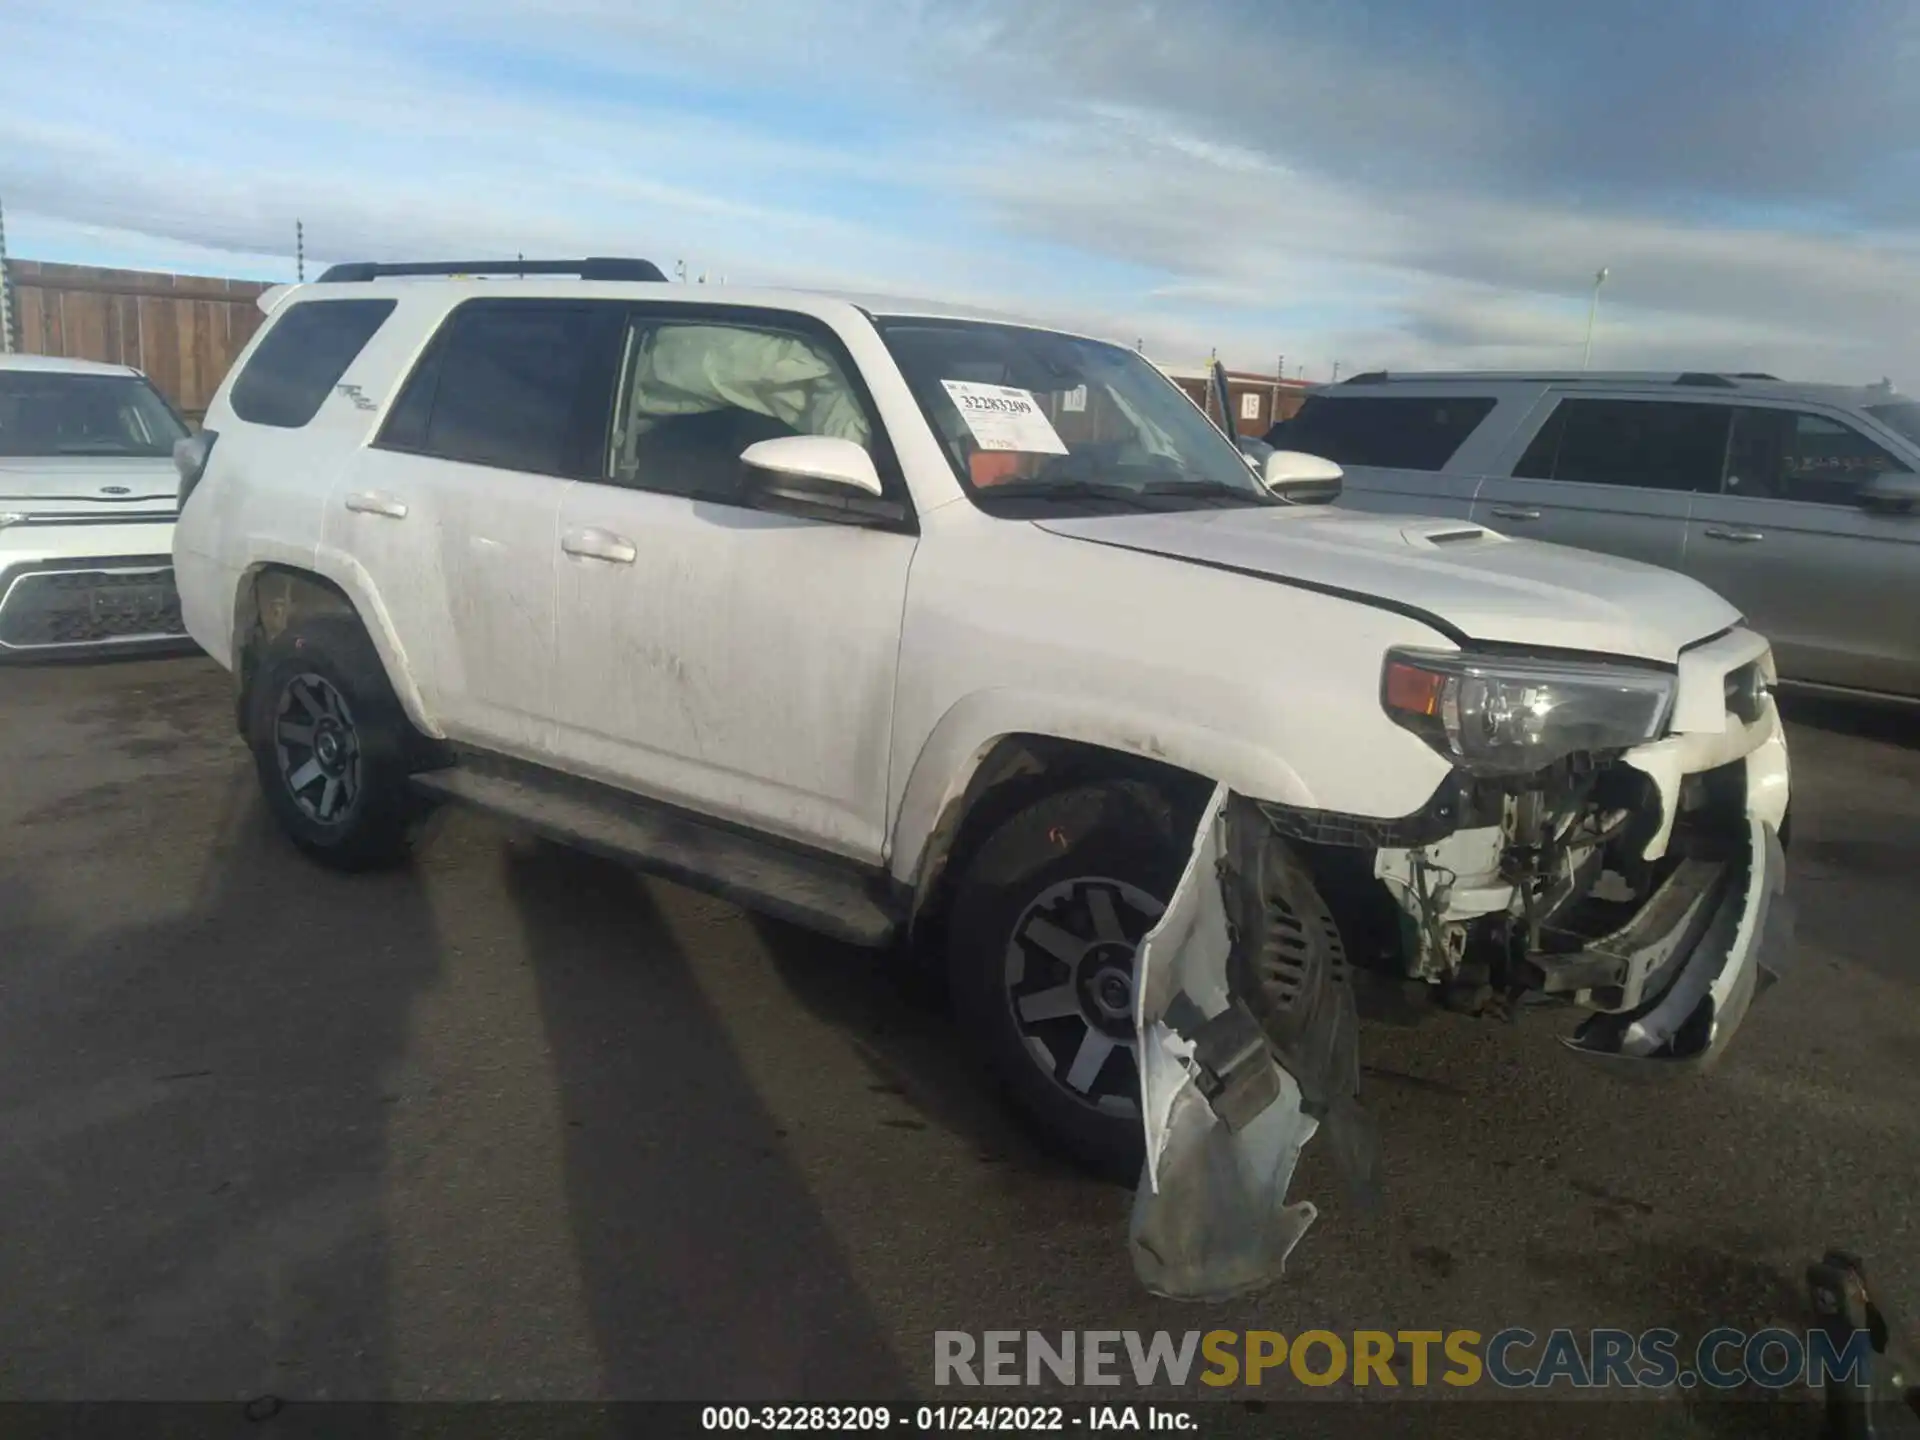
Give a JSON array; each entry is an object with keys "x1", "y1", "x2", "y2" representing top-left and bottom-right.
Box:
[{"x1": 1370, "y1": 754, "x2": 1769, "y2": 1031}]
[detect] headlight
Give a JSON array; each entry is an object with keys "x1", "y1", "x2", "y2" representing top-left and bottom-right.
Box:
[{"x1": 1381, "y1": 649, "x2": 1675, "y2": 774}]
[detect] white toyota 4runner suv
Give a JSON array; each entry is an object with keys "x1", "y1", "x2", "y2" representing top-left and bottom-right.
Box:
[{"x1": 174, "y1": 258, "x2": 1792, "y2": 1299}]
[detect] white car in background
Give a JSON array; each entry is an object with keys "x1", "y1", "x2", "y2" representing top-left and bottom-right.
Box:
[{"x1": 0, "y1": 354, "x2": 194, "y2": 659}]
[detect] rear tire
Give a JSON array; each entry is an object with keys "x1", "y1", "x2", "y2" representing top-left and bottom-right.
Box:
[
  {"x1": 245, "y1": 617, "x2": 419, "y2": 871},
  {"x1": 947, "y1": 783, "x2": 1187, "y2": 1180}
]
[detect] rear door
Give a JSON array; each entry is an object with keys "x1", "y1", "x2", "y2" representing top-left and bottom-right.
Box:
[
  {"x1": 1685, "y1": 403, "x2": 1920, "y2": 695},
  {"x1": 1279, "y1": 392, "x2": 1497, "y2": 517},
  {"x1": 337, "y1": 298, "x2": 623, "y2": 757},
  {"x1": 1469, "y1": 395, "x2": 1729, "y2": 569}
]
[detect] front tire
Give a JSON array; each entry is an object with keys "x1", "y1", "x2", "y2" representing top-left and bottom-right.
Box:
[
  {"x1": 245, "y1": 617, "x2": 419, "y2": 871},
  {"x1": 948, "y1": 783, "x2": 1188, "y2": 1179}
]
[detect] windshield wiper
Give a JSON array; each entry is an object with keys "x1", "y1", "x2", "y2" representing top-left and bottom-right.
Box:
[
  {"x1": 1138, "y1": 479, "x2": 1276, "y2": 505},
  {"x1": 971, "y1": 479, "x2": 1162, "y2": 510}
]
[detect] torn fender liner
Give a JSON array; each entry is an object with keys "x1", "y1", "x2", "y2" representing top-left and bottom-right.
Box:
[
  {"x1": 1128, "y1": 786, "x2": 1368, "y2": 1301},
  {"x1": 1564, "y1": 816, "x2": 1789, "y2": 1074}
]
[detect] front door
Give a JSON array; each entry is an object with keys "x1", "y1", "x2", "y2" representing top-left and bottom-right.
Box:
[
  {"x1": 548, "y1": 307, "x2": 917, "y2": 863},
  {"x1": 1470, "y1": 395, "x2": 1729, "y2": 569},
  {"x1": 1685, "y1": 404, "x2": 1920, "y2": 695}
]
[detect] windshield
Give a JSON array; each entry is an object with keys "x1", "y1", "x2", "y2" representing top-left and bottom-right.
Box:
[
  {"x1": 873, "y1": 318, "x2": 1268, "y2": 512},
  {"x1": 0, "y1": 372, "x2": 189, "y2": 458},
  {"x1": 1865, "y1": 401, "x2": 1920, "y2": 447}
]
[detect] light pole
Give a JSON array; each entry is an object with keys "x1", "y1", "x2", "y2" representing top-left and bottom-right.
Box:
[{"x1": 1582, "y1": 267, "x2": 1610, "y2": 370}]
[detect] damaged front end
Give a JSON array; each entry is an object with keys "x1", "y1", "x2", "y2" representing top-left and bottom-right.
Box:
[{"x1": 1128, "y1": 632, "x2": 1792, "y2": 1300}]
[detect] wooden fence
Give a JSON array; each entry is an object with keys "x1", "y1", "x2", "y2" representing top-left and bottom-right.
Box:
[{"x1": 4, "y1": 260, "x2": 271, "y2": 421}]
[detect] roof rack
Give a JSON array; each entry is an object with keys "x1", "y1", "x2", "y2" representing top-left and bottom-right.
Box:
[{"x1": 314, "y1": 257, "x2": 668, "y2": 283}]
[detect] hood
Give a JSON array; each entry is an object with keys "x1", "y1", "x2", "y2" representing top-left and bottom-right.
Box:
[
  {"x1": 1036, "y1": 507, "x2": 1740, "y2": 664},
  {"x1": 0, "y1": 456, "x2": 179, "y2": 519}
]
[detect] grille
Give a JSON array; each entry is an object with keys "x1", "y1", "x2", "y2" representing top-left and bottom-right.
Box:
[{"x1": 0, "y1": 567, "x2": 185, "y2": 648}]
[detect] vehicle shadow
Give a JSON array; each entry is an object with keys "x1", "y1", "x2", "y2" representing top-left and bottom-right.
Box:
[
  {"x1": 742, "y1": 913, "x2": 1098, "y2": 1184},
  {"x1": 0, "y1": 771, "x2": 437, "y2": 1408},
  {"x1": 3, "y1": 648, "x2": 914, "y2": 1409},
  {"x1": 498, "y1": 839, "x2": 911, "y2": 1401}
]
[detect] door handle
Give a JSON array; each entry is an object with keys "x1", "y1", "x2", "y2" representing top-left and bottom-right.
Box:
[
  {"x1": 344, "y1": 491, "x2": 408, "y2": 519},
  {"x1": 1703, "y1": 526, "x2": 1765, "y2": 544},
  {"x1": 561, "y1": 527, "x2": 637, "y2": 564},
  {"x1": 1489, "y1": 506, "x2": 1541, "y2": 521}
]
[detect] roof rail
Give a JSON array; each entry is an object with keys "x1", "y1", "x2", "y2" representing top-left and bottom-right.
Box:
[
  {"x1": 314, "y1": 257, "x2": 668, "y2": 283},
  {"x1": 1731, "y1": 372, "x2": 1778, "y2": 380},
  {"x1": 1674, "y1": 372, "x2": 1738, "y2": 387},
  {"x1": 1343, "y1": 370, "x2": 1390, "y2": 384}
]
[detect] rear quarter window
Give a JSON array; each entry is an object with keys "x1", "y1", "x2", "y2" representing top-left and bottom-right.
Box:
[
  {"x1": 1270, "y1": 395, "x2": 1496, "y2": 471},
  {"x1": 229, "y1": 299, "x2": 397, "y2": 428}
]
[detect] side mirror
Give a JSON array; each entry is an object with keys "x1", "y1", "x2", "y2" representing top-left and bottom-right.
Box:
[
  {"x1": 1261, "y1": 449, "x2": 1344, "y2": 504},
  {"x1": 740, "y1": 435, "x2": 905, "y2": 525},
  {"x1": 1859, "y1": 471, "x2": 1920, "y2": 513}
]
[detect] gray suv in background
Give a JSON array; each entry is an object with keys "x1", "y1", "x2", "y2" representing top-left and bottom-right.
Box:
[{"x1": 1267, "y1": 372, "x2": 1920, "y2": 703}]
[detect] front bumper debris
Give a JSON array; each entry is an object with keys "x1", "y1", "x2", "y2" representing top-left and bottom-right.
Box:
[
  {"x1": 1128, "y1": 765, "x2": 1790, "y2": 1297},
  {"x1": 1129, "y1": 785, "x2": 1357, "y2": 1302},
  {"x1": 1561, "y1": 816, "x2": 1789, "y2": 1072}
]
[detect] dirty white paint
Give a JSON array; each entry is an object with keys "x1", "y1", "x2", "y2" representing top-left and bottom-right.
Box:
[
  {"x1": 320, "y1": 449, "x2": 570, "y2": 760},
  {"x1": 884, "y1": 508, "x2": 1462, "y2": 886},
  {"x1": 547, "y1": 485, "x2": 913, "y2": 862}
]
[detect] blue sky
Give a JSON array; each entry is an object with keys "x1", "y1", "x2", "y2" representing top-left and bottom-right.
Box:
[{"x1": 5, "y1": 0, "x2": 1918, "y2": 381}]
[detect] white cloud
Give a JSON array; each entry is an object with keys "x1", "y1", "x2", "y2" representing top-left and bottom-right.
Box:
[{"x1": 4, "y1": 0, "x2": 1919, "y2": 384}]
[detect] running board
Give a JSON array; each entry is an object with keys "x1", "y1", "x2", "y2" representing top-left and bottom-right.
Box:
[{"x1": 410, "y1": 761, "x2": 901, "y2": 948}]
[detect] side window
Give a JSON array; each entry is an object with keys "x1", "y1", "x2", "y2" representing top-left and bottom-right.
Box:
[
  {"x1": 1724, "y1": 407, "x2": 1910, "y2": 506},
  {"x1": 229, "y1": 299, "x2": 396, "y2": 428},
  {"x1": 1512, "y1": 399, "x2": 1730, "y2": 492},
  {"x1": 606, "y1": 319, "x2": 875, "y2": 502},
  {"x1": 377, "y1": 337, "x2": 443, "y2": 453},
  {"x1": 1273, "y1": 396, "x2": 1495, "y2": 471},
  {"x1": 380, "y1": 301, "x2": 619, "y2": 476}
]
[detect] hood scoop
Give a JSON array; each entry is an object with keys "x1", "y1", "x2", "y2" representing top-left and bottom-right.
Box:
[{"x1": 1398, "y1": 520, "x2": 1498, "y2": 549}]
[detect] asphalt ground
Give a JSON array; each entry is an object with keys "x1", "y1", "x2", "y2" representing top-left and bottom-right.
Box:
[{"x1": 1, "y1": 655, "x2": 1916, "y2": 1437}]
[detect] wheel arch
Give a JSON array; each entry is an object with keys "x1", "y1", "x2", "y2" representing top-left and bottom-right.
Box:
[
  {"x1": 894, "y1": 692, "x2": 1317, "y2": 911},
  {"x1": 896, "y1": 701, "x2": 1313, "y2": 952},
  {"x1": 230, "y1": 559, "x2": 438, "y2": 739}
]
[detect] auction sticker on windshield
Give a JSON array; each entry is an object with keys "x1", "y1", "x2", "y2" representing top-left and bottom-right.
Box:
[{"x1": 941, "y1": 380, "x2": 1070, "y2": 455}]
